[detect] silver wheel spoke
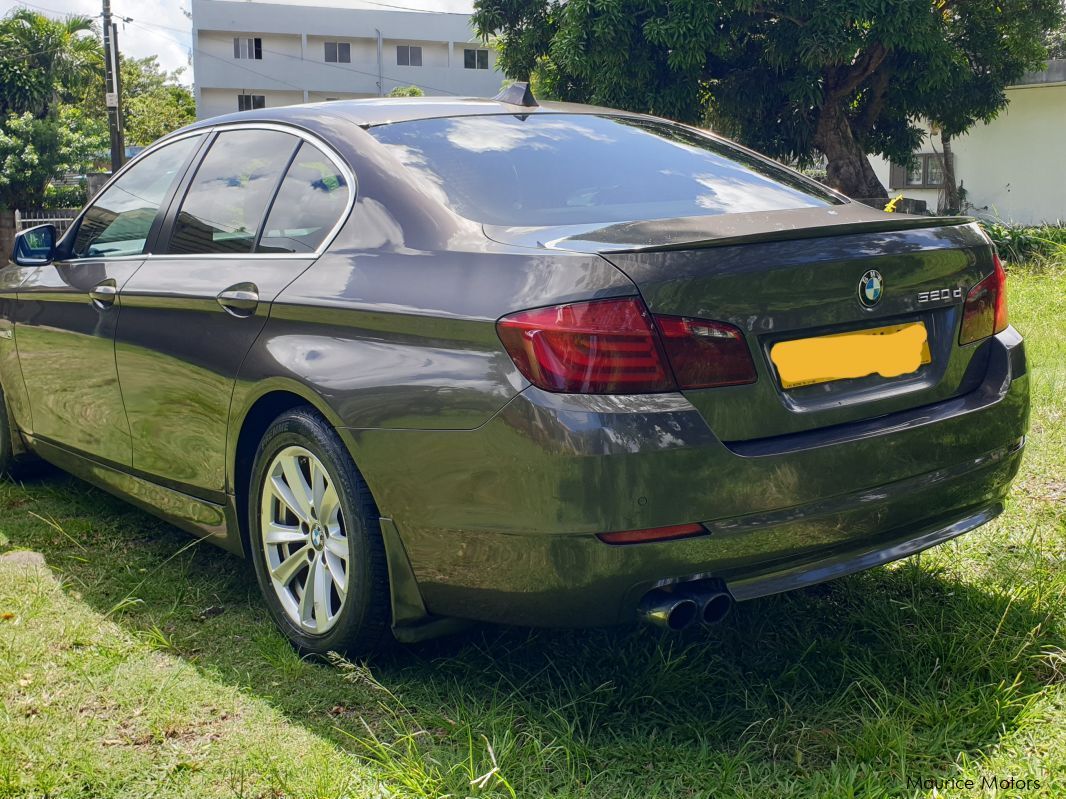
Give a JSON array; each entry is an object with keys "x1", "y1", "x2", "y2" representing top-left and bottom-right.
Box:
[
  {"x1": 311, "y1": 460, "x2": 328, "y2": 517},
  {"x1": 272, "y1": 544, "x2": 310, "y2": 585},
  {"x1": 264, "y1": 523, "x2": 306, "y2": 546},
  {"x1": 319, "y1": 482, "x2": 341, "y2": 526},
  {"x1": 313, "y1": 555, "x2": 331, "y2": 630},
  {"x1": 271, "y1": 475, "x2": 308, "y2": 523},
  {"x1": 327, "y1": 553, "x2": 347, "y2": 602},
  {"x1": 299, "y1": 554, "x2": 320, "y2": 628},
  {"x1": 280, "y1": 456, "x2": 314, "y2": 520},
  {"x1": 324, "y1": 535, "x2": 348, "y2": 560}
]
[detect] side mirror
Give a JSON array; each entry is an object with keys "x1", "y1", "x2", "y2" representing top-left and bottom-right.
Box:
[{"x1": 12, "y1": 223, "x2": 57, "y2": 267}]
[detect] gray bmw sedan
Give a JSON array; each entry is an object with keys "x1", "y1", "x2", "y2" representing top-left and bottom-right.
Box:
[{"x1": 1, "y1": 92, "x2": 1028, "y2": 655}]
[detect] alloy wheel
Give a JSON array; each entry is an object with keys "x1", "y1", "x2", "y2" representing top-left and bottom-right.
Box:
[{"x1": 259, "y1": 445, "x2": 349, "y2": 634}]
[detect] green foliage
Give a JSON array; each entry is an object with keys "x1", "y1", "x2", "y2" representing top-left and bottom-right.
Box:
[
  {"x1": 0, "y1": 111, "x2": 98, "y2": 210},
  {"x1": 473, "y1": 0, "x2": 1063, "y2": 197},
  {"x1": 1046, "y1": 11, "x2": 1066, "y2": 59},
  {"x1": 388, "y1": 85, "x2": 426, "y2": 97},
  {"x1": 42, "y1": 181, "x2": 87, "y2": 210},
  {"x1": 124, "y1": 86, "x2": 196, "y2": 146},
  {"x1": 0, "y1": 9, "x2": 102, "y2": 214},
  {"x1": 980, "y1": 221, "x2": 1066, "y2": 264},
  {"x1": 0, "y1": 8, "x2": 100, "y2": 117},
  {"x1": 81, "y1": 55, "x2": 196, "y2": 146}
]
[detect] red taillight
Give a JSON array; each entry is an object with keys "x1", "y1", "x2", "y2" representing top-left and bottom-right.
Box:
[
  {"x1": 959, "y1": 252, "x2": 1009, "y2": 345},
  {"x1": 497, "y1": 298, "x2": 757, "y2": 394},
  {"x1": 597, "y1": 523, "x2": 706, "y2": 545},
  {"x1": 496, "y1": 298, "x2": 676, "y2": 393},
  {"x1": 655, "y1": 315, "x2": 757, "y2": 388}
]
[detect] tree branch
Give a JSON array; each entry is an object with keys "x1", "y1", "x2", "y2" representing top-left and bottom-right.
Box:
[
  {"x1": 855, "y1": 62, "x2": 892, "y2": 132},
  {"x1": 828, "y1": 42, "x2": 889, "y2": 98}
]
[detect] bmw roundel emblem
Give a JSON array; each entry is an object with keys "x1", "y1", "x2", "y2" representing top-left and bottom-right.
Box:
[{"x1": 858, "y1": 269, "x2": 884, "y2": 307}]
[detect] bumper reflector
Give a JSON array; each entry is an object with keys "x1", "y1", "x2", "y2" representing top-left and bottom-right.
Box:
[{"x1": 597, "y1": 522, "x2": 706, "y2": 545}]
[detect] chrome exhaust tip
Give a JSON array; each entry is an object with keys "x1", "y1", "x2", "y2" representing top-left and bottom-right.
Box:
[
  {"x1": 637, "y1": 589, "x2": 699, "y2": 631},
  {"x1": 697, "y1": 591, "x2": 733, "y2": 626}
]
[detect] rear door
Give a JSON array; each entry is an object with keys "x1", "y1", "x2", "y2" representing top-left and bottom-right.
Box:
[
  {"x1": 114, "y1": 126, "x2": 352, "y2": 494},
  {"x1": 13, "y1": 134, "x2": 204, "y2": 464}
]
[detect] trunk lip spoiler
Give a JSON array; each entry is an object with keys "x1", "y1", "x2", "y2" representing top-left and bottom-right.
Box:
[
  {"x1": 483, "y1": 206, "x2": 977, "y2": 254},
  {"x1": 596, "y1": 215, "x2": 976, "y2": 255}
]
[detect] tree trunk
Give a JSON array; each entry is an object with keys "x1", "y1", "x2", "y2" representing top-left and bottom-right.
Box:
[
  {"x1": 814, "y1": 103, "x2": 888, "y2": 202},
  {"x1": 0, "y1": 208, "x2": 16, "y2": 267},
  {"x1": 938, "y1": 131, "x2": 960, "y2": 215}
]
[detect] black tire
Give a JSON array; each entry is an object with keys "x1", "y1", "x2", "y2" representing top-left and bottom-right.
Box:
[{"x1": 248, "y1": 406, "x2": 390, "y2": 656}]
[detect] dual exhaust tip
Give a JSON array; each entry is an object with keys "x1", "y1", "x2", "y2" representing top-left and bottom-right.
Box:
[{"x1": 638, "y1": 585, "x2": 734, "y2": 631}]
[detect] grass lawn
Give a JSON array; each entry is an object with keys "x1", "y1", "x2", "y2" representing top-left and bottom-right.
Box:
[{"x1": 1, "y1": 261, "x2": 1063, "y2": 799}]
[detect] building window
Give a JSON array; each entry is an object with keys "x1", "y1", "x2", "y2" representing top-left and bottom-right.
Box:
[
  {"x1": 463, "y1": 48, "x2": 489, "y2": 69},
  {"x1": 324, "y1": 42, "x2": 350, "y2": 63},
  {"x1": 237, "y1": 94, "x2": 265, "y2": 112},
  {"x1": 889, "y1": 153, "x2": 949, "y2": 190},
  {"x1": 396, "y1": 45, "x2": 422, "y2": 67},
  {"x1": 233, "y1": 37, "x2": 262, "y2": 60}
]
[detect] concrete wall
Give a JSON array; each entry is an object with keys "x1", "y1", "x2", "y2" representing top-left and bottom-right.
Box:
[
  {"x1": 192, "y1": 0, "x2": 504, "y2": 118},
  {"x1": 869, "y1": 69, "x2": 1066, "y2": 226},
  {"x1": 199, "y1": 87, "x2": 305, "y2": 119}
]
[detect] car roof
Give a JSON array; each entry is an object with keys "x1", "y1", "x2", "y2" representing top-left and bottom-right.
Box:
[{"x1": 180, "y1": 96, "x2": 649, "y2": 134}]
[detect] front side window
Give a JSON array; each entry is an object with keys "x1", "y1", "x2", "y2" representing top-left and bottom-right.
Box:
[
  {"x1": 324, "y1": 42, "x2": 350, "y2": 63},
  {"x1": 396, "y1": 45, "x2": 422, "y2": 66},
  {"x1": 369, "y1": 114, "x2": 840, "y2": 227},
  {"x1": 258, "y1": 142, "x2": 350, "y2": 253},
  {"x1": 72, "y1": 135, "x2": 203, "y2": 258},
  {"x1": 233, "y1": 37, "x2": 262, "y2": 60},
  {"x1": 463, "y1": 48, "x2": 488, "y2": 69},
  {"x1": 238, "y1": 94, "x2": 265, "y2": 112},
  {"x1": 166, "y1": 130, "x2": 299, "y2": 255}
]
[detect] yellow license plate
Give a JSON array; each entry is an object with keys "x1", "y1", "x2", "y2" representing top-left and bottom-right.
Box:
[{"x1": 770, "y1": 322, "x2": 931, "y2": 389}]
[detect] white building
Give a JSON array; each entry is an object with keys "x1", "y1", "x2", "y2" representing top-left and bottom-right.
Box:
[
  {"x1": 868, "y1": 60, "x2": 1066, "y2": 226},
  {"x1": 190, "y1": 0, "x2": 504, "y2": 120}
]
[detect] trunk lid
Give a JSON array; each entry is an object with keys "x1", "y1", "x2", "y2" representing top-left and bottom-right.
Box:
[{"x1": 486, "y1": 204, "x2": 996, "y2": 441}]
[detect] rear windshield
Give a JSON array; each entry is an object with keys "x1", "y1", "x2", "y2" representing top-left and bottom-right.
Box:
[{"x1": 368, "y1": 114, "x2": 840, "y2": 227}]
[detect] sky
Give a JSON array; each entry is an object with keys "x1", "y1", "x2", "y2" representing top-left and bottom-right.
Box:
[{"x1": 0, "y1": 0, "x2": 476, "y2": 86}]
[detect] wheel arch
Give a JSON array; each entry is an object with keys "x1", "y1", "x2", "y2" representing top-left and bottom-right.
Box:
[
  {"x1": 229, "y1": 381, "x2": 446, "y2": 640},
  {"x1": 228, "y1": 380, "x2": 355, "y2": 556}
]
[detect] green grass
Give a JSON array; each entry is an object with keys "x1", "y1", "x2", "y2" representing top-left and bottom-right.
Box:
[{"x1": 1, "y1": 263, "x2": 1064, "y2": 799}]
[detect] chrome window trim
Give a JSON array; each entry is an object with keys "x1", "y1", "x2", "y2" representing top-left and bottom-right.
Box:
[
  {"x1": 59, "y1": 128, "x2": 209, "y2": 262},
  {"x1": 64, "y1": 121, "x2": 357, "y2": 263}
]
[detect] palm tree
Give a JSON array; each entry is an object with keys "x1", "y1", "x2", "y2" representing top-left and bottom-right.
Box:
[
  {"x1": 0, "y1": 9, "x2": 102, "y2": 260},
  {"x1": 0, "y1": 9, "x2": 101, "y2": 118}
]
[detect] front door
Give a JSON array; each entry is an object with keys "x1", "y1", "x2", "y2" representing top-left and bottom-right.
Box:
[
  {"x1": 13, "y1": 134, "x2": 205, "y2": 464},
  {"x1": 114, "y1": 128, "x2": 351, "y2": 494}
]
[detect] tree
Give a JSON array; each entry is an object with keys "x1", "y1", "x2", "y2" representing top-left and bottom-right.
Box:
[
  {"x1": 0, "y1": 9, "x2": 101, "y2": 260},
  {"x1": 81, "y1": 55, "x2": 196, "y2": 147},
  {"x1": 388, "y1": 85, "x2": 425, "y2": 97},
  {"x1": 125, "y1": 86, "x2": 196, "y2": 146},
  {"x1": 473, "y1": 0, "x2": 1062, "y2": 201}
]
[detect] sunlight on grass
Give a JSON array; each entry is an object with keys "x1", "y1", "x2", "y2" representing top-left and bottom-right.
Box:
[{"x1": 0, "y1": 261, "x2": 1063, "y2": 798}]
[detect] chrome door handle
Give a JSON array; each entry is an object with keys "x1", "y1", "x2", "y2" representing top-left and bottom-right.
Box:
[
  {"x1": 89, "y1": 281, "x2": 118, "y2": 308},
  {"x1": 217, "y1": 284, "x2": 259, "y2": 315}
]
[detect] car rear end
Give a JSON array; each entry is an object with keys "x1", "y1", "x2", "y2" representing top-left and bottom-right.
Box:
[{"x1": 362, "y1": 110, "x2": 1029, "y2": 629}]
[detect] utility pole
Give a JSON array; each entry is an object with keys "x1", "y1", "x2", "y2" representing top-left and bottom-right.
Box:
[{"x1": 101, "y1": 0, "x2": 125, "y2": 173}]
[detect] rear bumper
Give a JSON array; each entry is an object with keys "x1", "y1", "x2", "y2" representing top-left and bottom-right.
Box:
[{"x1": 350, "y1": 328, "x2": 1028, "y2": 627}]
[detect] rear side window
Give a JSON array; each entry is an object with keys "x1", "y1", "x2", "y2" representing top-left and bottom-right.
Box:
[
  {"x1": 166, "y1": 129, "x2": 299, "y2": 255},
  {"x1": 72, "y1": 135, "x2": 202, "y2": 258},
  {"x1": 368, "y1": 114, "x2": 840, "y2": 227},
  {"x1": 258, "y1": 142, "x2": 350, "y2": 253}
]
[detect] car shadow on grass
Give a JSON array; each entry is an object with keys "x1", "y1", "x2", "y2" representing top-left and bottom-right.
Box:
[{"x1": 4, "y1": 472, "x2": 1062, "y2": 797}]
